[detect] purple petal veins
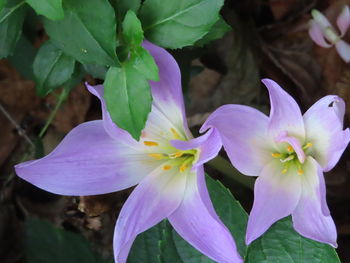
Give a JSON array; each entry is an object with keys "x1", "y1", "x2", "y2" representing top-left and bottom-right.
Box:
[
  {"x1": 207, "y1": 78, "x2": 350, "y2": 246},
  {"x1": 15, "y1": 41, "x2": 242, "y2": 263}
]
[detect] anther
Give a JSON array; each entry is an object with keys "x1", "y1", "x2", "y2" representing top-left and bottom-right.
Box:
[
  {"x1": 303, "y1": 142, "x2": 312, "y2": 150},
  {"x1": 148, "y1": 153, "x2": 163, "y2": 160},
  {"x1": 163, "y1": 165, "x2": 172, "y2": 170},
  {"x1": 287, "y1": 146, "x2": 293, "y2": 153},
  {"x1": 170, "y1": 152, "x2": 183, "y2": 158},
  {"x1": 271, "y1": 152, "x2": 281, "y2": 158},
  {"x1": 297, "y1": 169, "x2": 304, "y2": 175},
  {"x1": 143, "y1": 141, "x2": 159, "y2": 146},
  {"x1": 179, "y1": 164, "x2": 188, "y2": 173},
  {"x1": 281, "y1": 168, "x2": 288, "y2": 174}
]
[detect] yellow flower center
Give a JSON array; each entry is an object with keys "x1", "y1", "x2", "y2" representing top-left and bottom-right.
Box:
[
  {"x1": 143, "y1": 128, "x2": 199, "y2": 173},
  {"x1": 271, "y1": 142, "x2": 313, "y2": 175}
]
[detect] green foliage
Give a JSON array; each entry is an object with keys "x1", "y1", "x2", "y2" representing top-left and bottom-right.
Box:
[
  {"x1": 128, "y1": 221, "x2": 165, "y2": 263},
  {"x1": 8, "y1": 35, "x2": 36, "y2": 79},
  {"x1": 33, "y1": 41, "x2": 75, "y2": 96},
  {"x1": 0, "y1": 0, "x2": 27, "y2": 58},
  {"x1": 44, "y1": 0, "x2": 119, "y2": 66},
  {"x1": 122, "y1": 10, "x2": 143, "y2": 47},
  {"x1": 139, "y1": 0, "x2": 224, "y2": 48},
  {"x1": 25, "y1": 0, "x2": 64, "y2": 20},
  {"x1": 112, "y1": 0, "x2": 141, "y2": 19},
  {"x1": 195, "y1": 17, "x2": 231, "y2": 46},
  {"x1": 104, "y1": 10, "x2": 158, "y2": 140},
  {"x1": 130, "y1": 46, "x2": 159, "y2": 81},
  {"x1": 121, "y1": 10, "x2": 158, "y2": 81},
  {"x1": 25, "y1": 218, "x2": 112, "y2": 263},
  {"x1": 83, "y1": 64, "x2": 108, "y2": 80},
  {"x1": 245, "y1": 217, "x2": 340, "y2": 263},
  {"x1": 0, "y1": 0, "x2": 6, "y2": 11},
  {"x1": 104, "y1": 64, "x2": 152, "y2": 140}
]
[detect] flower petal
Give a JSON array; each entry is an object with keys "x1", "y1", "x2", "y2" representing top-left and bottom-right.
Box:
[
  {"x1": 168, "y1": 169, "x2": 242, "y2": 263},
  {"x1": 309, "y1": 20, "x2": 332, "y2": 48},
  {"x1": 15, "y1": 121, "x2": 153, "y2": 195},
  {"x1": 113, "y1": 165, "x2": 187, "y2": 263},
  {"x1": 303, "y1": 95, "x2": 350, "y2": 171},
  {"x1": 246, "y1": 160, "x2": 301, "y2": 244},
  {"x1": 202, "y1": 104, "x2": 273, "y2": 176},
  {"x1": 311, "y1": 9, "x2": 332, "y2": 29},
  {"x1": 337, "y1": 6, "x2": 350, "y2": 37},
  {"x1": 292, "y1": 157, "x2": 337, "y2": 247},
  {"x1": 86, "y1": 83, "x2": 139, "y2": 146},
  {"x1": 263, "y1": 79, "x2": 305, "y2": 141},
  {"x1": 335, "y1": 40, "x2": 350, "y2": 63},
  {"x1": 142, "y1": 41, "x2": 191, "y2": 138},
  {"x1": 171, "y1": 128, "x2": 222, "y2": 168}
]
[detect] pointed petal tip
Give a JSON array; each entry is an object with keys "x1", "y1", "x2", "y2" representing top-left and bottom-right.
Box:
[
  {"x1": 337, "y1": 5, "x2": 350, "y2": 37},
  {"x1": 335, "y1": 40, "x2": 350, "y2": 63},
  {"x1": 311, "y1": 9, "x2": 332, "y2": 28}
]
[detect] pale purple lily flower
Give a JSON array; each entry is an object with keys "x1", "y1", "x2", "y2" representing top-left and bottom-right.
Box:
[
  {"x1": 202, "y1": 79, "x2": 350, "y2": 247},
  {"x1": 309, "y1": 6, "x2": 350, "y2": 62},
  {"x1": 15, "y1": 41, "x2": 242, "y2": 263}
]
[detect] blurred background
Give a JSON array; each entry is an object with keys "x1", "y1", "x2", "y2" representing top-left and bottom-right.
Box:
[{"x1": 1, "y1": 0, "x2": 350, "y2": 262}]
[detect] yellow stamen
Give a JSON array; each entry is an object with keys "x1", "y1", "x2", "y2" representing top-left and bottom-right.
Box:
[
  {"x1": 287, "y1": 146, "x2": 293, "y2": 153},
  {"x1": 163, "y1": 165, "x2": 172, "y2": 170},
  {"x1": 179, "y1": 164, "x2": 188, "y2": 173},
  {"x1": 148, "y1": 153, "x2": 163, "y2": 160},
  {"x1": 297, "y1": 169, "x2": 304, "y2": 175},
  {"x1": 303, "y1": 142, "x2": 312, "y2": 149},
  {"x1": 143, "y1": 141, "x2": 159, "y2": 147},
  {"x1": 170, "y1": 128, "x2": 181, "y2": 139},
  {"x1": 173, "y1": 152, "x2": 183, "y2": 158},
  {"x1": 271, "y1": 152, "x2": 281, "y2": 158},
  {"x1": 281, "y1": 168, "x2": 288, "y2": 174}
]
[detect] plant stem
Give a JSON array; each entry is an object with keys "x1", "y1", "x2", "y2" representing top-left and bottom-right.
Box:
[
  {"x1": 207, "y1": 155, "x2": 255, "y2": 190},
  {"x1": 39, "y1": 88, "x2": 69, "y2": 138}
]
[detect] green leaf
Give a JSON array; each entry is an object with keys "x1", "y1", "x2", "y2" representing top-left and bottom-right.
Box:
[
  {"x1": 115, "y1": 0, "x2": 140, "y2": 18},
  {"x1": 159, "y1": 222, "x2": 184, "y2": 263},
  {"x1": 207, "y1": 176, "x2": 248, "y2": 257},
  {"x1": 0, "y1": 0, "x2": 6, "y2": 11},
  {"x1": 171, "y1": 176, "x2": 248, "y2": 261},
  {"x1": 195, "y1": 17, "x2": 231, "y2": 46},
  {"x1": 122, "y1": 10, "x2": 143, "y2": 47},
  {"x1": 131, "y1": 46, "x2": 159, "y2": 81},
  {"x1": 0, "y1": 0, "x2": 27, "y2": 58},
  {"x1": 44, "y1": 0, "x2": 119, "y2": 66},
  {"x1": 33, "y1": 41, "x2": 75, "y2": 96},
  {"x1": 139, "y1": 0, "x2": 224, "y2": 49},
  {"x1": 245, "y1": 217, "x2": 340, "y2": 263},
  {"x1": 25, "y1": 218, "x2": 112, "y2": 263},
  {"x1": 25, "y1": 0, "x2": 64, "y2": 20},
  {"x1": 104, "y1": 63, "x2": 152, "y2": 140},
  {"x1": 8, "y1": 35, "x2": 36, "y2": 79},
  {"x1": 121, "y1": 11, "x2": 159, "y2": 81},
  {"x1": 83, "y1": 64, "x2": 108, "y2": 79},
  {"x1": 128, "y1": 221, "x2": 165, "y2": 263},
  {"x1": 172, "y1": 232, "x2": 215, "y2": 263}
]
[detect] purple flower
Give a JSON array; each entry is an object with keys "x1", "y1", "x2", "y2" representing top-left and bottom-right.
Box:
[
  {"x1": 202, "y1": 79, "x2": 350, "y2": 247},
  {"x1": 309, "y1": 6, "x2": 350, "y2": 62},
  {"x1": 15, "y1": 41, "x2": 242, "y2": 263}
]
